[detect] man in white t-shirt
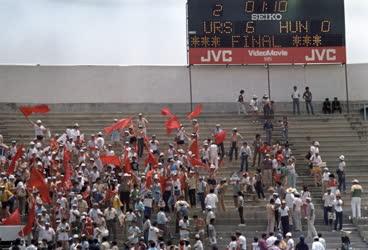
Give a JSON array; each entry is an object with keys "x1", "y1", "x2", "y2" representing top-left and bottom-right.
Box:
[
  {"x1": 285, "y1": 232, "x2": 294, "y2": 250},
  {"x1": 38, "y1": 222, "x2": 56, "y2": 243},
  {"x1": 205, "y1": 189, "x2": 218, "y2": 211},
  {"x1": 311, "y1": 236, "x2": 325, "y2": 250},
  {"x1": 148, "y1": 222, "x2": 161, "y2": 245},
  {"x1": 179, "y1": 216, "x2": 190, "y2": 240},
  {"x1": 236, "y1": 231, "x2": 247, "y2": 250},
  {"x1": 29, "y1": 119, "x2": 48, "y2": 141},
  {"x1": 291, "y1": 85, "x2": 300, "y2": 115}
]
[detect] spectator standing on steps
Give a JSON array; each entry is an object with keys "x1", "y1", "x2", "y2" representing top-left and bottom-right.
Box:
[
  {"x1": 303, "y1": 87, "x2": 314, "y2": 115},
  {"x1": 213, "y1": 124, "x2": 225, "y2": 160},
  {"x1": 239, "y1": 141, "x2": 251, "y2": 172},
  {"x1": 291, "y1": 86, "x2": 300, "y2": 115},
  {"x1": 306, "y1": 197, "x2": 318, "y2": 240},
  {"x1": 333, "y1": 193, "x2": 343, "y2": 231},
  {"x1": 229, "y1": 128, "x2": 243, "y2": 161},
  {"x1": 263, "y1": 119, "x2": 273, "y2": 145},
  {"x1": 336, "y1": 155, "x2": 346, "y2": 193},
  {"x1": 237, "y1": 191, "x2": 245, "y2": 226},
  {"x1": 351, "y1": 179, "x2": 363, "y2": 219},
  {"x1": 238, "y1": 89, "x2": 247, "y2": 115}
]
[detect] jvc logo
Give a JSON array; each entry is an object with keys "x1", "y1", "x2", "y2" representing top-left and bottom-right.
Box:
[
  {"x1": 305, "y1": 49, "x2": 337, "y2": 62},
  {"x1": 201, "y1": 50, "x2": 232, "y2": 63}
]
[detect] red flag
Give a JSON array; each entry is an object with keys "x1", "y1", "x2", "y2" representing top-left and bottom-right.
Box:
[
  {"x1": 187, "y1": 104, "x2": 203, "y2": 120},
  {"x1": 28, "y1": 168, "x2": 52, "y2": 204},
  {"x1": 161, "y1": 107, "x2": 174, "y2": 117},
  {"x1": 2, "y1": 208, "x2": 21, "y2": 225},
  {"x1": 63, "y1": 149, "x2": 72, "y2": 190},
  {"x1": 19, "y1": 104, "x2": 50, "y2": 117},
  {"x1": 215, "y1": 130, "x2": 227, "y2": 144},
  {"x1": 19, "y1": 200, "x2": 35, "y2": 236},
  {"x1": 104, "y1": 117, "x2": 132, "y2": 135},
  {"x1": 123, "y1": 151, "x2": 132, "y2": 174},
  {"x1": 144, "y1": 152, "x2": 158, "y2": 167},
  {"x1": 100, "y1": 155, "x2": 121, "y2": 166},
  {"x1": 189, "y1": 139, "x2": 200, "y2": 159},
  {"x1": 189, "y1": 157, "x2": 209, "y2": 170},
  {"x1": 7, "y1": 145, "x2": 24, "y2": 175},
  {"x1": 145, "y1": 169, "x2": 154, "y2": 188},
  {"x1": 165, "y1": 116, "x2": 181, "y2": 134}
]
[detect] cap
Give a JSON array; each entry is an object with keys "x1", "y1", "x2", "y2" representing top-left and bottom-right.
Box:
[
  {"x1": 352, "y1": 179, "x2": 359, "y2": 183},
  {"x1": 306, "y1": 197, "x2": 312, "y2": 201},
  {"x1": 314, "y1": 141, "x2": 320, "y2": 146},
  {"x1": 286, "y1": 232, "x2": 292, "y2": 237},
  {"x1": 36, "y1": 120, "x2": 42, "y2": 124},
  {"x1": 216, "y1": 124, "x2": 221, "y2": 127},
  {"x1": 313, "y1": 236, "x2": 319, "y2": 240},
  {"x1": 339, "y1": 155, "x2": 345, "y2": 161},
  {"x1": 74, "y1": 123, "x2": 79, "y2": 127},
  {"x1": 232, "y1": 128, "x2": 237, "y2": 131}
]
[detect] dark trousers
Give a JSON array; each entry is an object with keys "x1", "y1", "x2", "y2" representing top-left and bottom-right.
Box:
[
  {"x1": 338, "y1": 172, "x2": 346, "y2": 192},
  {"x1": 137, "y1": 138, "x2": 144, "y2": 158},
  {"x1": 163, "y1": 191, "x2": 171, "y2": 212},
  {"x1": 218, "y1": 143, "x2": 225, "y2": 159},
  {"x1": 238, "y1": 206, "x2": 245, "y2": 224},
  {"x1": 335, "y1": 211, "x2": 343, "y2": 230},
  {"x1": 293, "y1": 98, "x2": 300, "y2": 114},
  {"x1": 281, "y1": 216, "x2": 290, "y2": 237},
  {"x1": 324, "y1": 206, "x2": 333, "y2": 225},
  {"x1": 252, "y1": 150, "x2": 261, "y2": 167},
  {"x1": 306, "y1": 101, "x2": 314, "y2": 115},
  {"x1": 240, "y1": 155, "x2": 249, "y2": 172},
  {"x1": 255, "y1": 183, "x2": 265, "y2": 199},
  {"x1": 229, "y1": 142, "x2": 238, "y2": 161},
  {"x1": 332, "y1": 106, "x2": 342, "y2": 114},
  {"x1": 197, "y1": 192, "x2": 205, "y2": 211},
  {"x1": 106, "y1": 219, "x2": 117, "y2": 240},
  {"x1": 188, "y1": 189, "x2": 196, "y2": 206}
]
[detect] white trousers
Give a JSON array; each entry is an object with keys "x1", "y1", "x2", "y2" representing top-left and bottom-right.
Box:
[{"x1": 351, "y1": 197, "x2": 361, "y2": 218}]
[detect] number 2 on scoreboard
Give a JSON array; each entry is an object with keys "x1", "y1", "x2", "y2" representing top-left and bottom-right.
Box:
[{"x1": 212, "y1": 4, "x2": 223, "y2": 16}]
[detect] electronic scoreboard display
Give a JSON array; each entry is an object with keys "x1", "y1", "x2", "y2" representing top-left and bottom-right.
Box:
[{"x1": 187, "y1": 0, "x2": 346, "y2": 64}]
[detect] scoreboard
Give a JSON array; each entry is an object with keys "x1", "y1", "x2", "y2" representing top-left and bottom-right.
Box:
[{"x1": 187, "y1": 0, "x2": 346, "y2": 64}]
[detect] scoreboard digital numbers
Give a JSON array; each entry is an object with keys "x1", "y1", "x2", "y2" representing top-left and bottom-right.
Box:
[{"x1": 188, "y1": 0, "x2": 346, "y2": 64}]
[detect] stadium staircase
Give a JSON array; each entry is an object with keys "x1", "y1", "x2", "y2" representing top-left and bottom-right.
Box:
[{"x1": 0, "y1": 111, "x2": 367, "y2": 249}]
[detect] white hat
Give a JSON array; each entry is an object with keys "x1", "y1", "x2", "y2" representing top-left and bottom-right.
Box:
[
  {"x1": 286, "y1": 232, "x2": 292, "y2": 237},
  {"x1": 74, "y1": 123, "x2": 79, "y2": 127},
  {"x1": 306, "y1": 197, "x2": 312, "y2": 201},
  {"x1": 36, "y1": 120, "x2": 42, "y2": 124},
  {"x1": 29, "y1": 141, "x2": 35, "y2": 145},
  {"x1": 352, "y1": 179, "x2": 359, "y2": 183},
  {"x1": 314, "y1": 141, "x2": 320, "y2": 146},
  {"x1": 97, "y1": 132, "x2": 103, "y2": 136},
  {"x1": 339, "y1": 155, "x2": 345, "y2": 160}
]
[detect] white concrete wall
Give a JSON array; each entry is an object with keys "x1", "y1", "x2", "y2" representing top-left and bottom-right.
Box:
[{"x1": 0, "y1": 64, "x2": 367, "y2": 104}]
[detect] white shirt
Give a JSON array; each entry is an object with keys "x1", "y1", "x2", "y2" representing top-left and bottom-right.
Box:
[
  {"x1": 34, "y1": 124, "x2": 46, "y2": 136},
  {"x1": 238, "y1": 235, "x2": 247, "y2": 250},
  {"x1": 179, "y1": 219, "x2": 190, "y2": 240},
  {"x1": 338, "y1": 161, "x2": 346, "y2": 172},
  {"x1": 104, "y1": 207, "x2": 117, "y2": 220},
  {"x1": 312, "y1": 241, "x2": 325, "y2": 250},
  {"x1": 334, "y1": 198, "x2": 343, "y2": 212},
  {"x1": 205, "y1": 193, "x2": 218, "y2": 209},
  {"x1": 279, "y1": 206, "x2": 290, "y2": 217},
  {"x1": 148, "y1": 226, "x2": 160, "y2": 243},
  {"x1": 322, "y1": 193, "x2": 335, "y2": 207},
  {"x1": 291, "y1": 90, "x2": 300, "y2": 99},
  {"x1": 39, "y1": 227, "x2": 55, "y2": 242},
  {"x1": 193, "y1": 240, "x2": 204, "y2": 250},
  {"x1": 285, "y1": 193, "x2": 294, "y2": 209},
  {"x1": 209, "y1": 144, "x2": 218, "y2": 158},
  {"x1": 319, "y1": 237, "x2": 326, "y2": 249},
  {"x1": 228, "y1": 241, "x2": 238, "y2": 250},
  {"x1": 287, "y1": 238, "x2": 295, "y2": 250},
  {"x1": 293, "y1": 197, "x2": 303, "y2": 212},
  {"x1": 266, "y1": 236, "x2": 277, "y2": 248}
]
